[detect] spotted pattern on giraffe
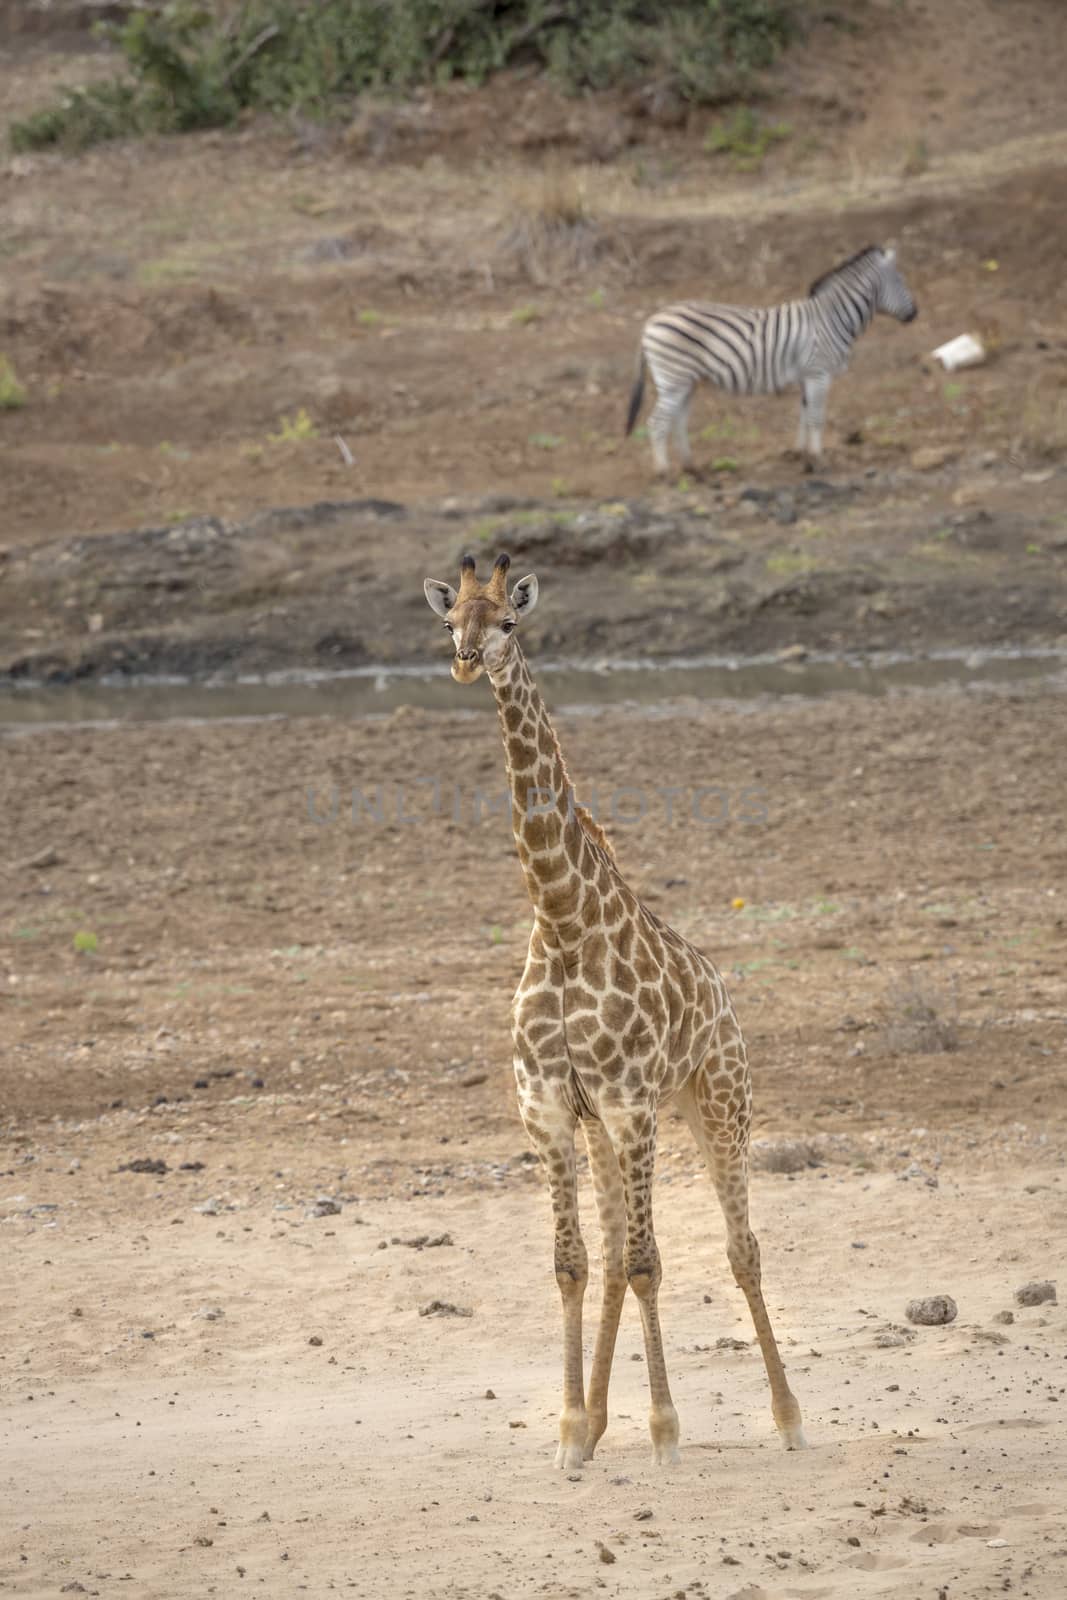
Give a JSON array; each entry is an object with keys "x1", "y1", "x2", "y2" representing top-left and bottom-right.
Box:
[{"x1": 423, "y1": 553, "x2": 806, "y2": 1469}]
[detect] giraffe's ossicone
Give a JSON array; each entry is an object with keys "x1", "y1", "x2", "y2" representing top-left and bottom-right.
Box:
[{"x1": 423, "y1": 553, "x2": 806, "y2": 1469}]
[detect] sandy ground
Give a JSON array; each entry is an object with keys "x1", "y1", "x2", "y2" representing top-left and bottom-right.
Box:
[
  {"x1": 1, "y1": 1170, "x2": 1064, "y2": 1600},
  {"x1": 3, "y1": 683, "x2": 1066, "y2": 1598}
]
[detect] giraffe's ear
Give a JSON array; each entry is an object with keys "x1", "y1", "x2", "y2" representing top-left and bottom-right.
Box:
[
  {"x1": 510, "y1": 574, "x2": 539, "y2": 617},
  {"x1": 424, "y1": 579, "x2": 457, "y2": 618}
]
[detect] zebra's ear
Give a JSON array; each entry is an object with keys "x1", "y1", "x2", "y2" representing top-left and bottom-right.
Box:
[
  {"x1": 424, "y1": 579, "x2": 457, "y2": 618},
  {"x1": 510, "y1": 574, "x2": 539, "y2": 617}
]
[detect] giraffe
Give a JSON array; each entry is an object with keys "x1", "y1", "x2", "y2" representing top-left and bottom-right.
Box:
[{"x1": 423, "y1": 552, "x2": 806, "y2": 1470}]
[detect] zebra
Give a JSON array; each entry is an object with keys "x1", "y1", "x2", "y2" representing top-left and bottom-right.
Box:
[{"x1": 625, "y1": 245, "x2": 918, "y2": 474}]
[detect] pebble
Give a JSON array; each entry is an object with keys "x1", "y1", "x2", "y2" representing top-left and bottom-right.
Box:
[
  {"x1": 906, "y1": 1295, "x2": 958, "y2": 1326},
  {"x1": 597, "y1": 1544, "x2": 616, "y2": 1565},
  {"x1": 418, "y1": 1300, "x2": 472, "y2": 1318},
  {"x1": 194, "y1": 1305, "x2": 224, "y2": 1322},
  {"x1": 992, "y1": 1309, "x2": 1014, "y2": 1325}
]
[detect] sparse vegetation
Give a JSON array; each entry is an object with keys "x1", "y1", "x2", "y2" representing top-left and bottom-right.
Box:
[
  {"x1": 0, "y1": 355, "x2": 27, "y2": 410},
  {"x1": 1014, "y1": 372, "x2": 1067, "y2": 463},
  {"x1": 270, "y1": 408, "x2": 319, "y2": 443},
  {"x1": 704, "y1": 105, "x2": 791, "y2": 168},
  {"x1": 10, "y1": 0, "x2": 799, "y2": 152},
  {"x1": 496, "y1": 164, "x2": 604, "y2": 285},
  {"x1": 878, "y1": 975, "x2": 959, "y2": 1056}
]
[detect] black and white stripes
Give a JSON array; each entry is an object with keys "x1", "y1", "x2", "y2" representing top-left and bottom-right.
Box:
[{"x1": 626, "y1": 245, "x2": 918, "y2": 473}]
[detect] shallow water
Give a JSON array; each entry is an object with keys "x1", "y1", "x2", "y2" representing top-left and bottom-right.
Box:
[{"x1": 1, "y1": 649, "x2": 1064, "y2": 732}]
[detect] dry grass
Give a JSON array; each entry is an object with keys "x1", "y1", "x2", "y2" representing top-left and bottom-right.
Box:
[
  {"x1": 495, "y1": 162, "x2": 607, "y2": 285},
  {"x1": 1012, "y1": 367, "x2": 1067, "y2": 464},
  {"x1": 877, "y1": 974, "x2": 959, "y2": 1056}
]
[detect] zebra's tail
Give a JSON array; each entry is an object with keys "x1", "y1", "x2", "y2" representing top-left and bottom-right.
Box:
[{"x1": 624, "y1": 344, "x2": 646, "y2": 437}]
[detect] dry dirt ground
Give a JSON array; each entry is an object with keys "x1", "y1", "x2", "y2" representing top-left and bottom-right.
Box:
[
  {"x1": 3, "y1": 686, "x2": 1066, "y2": 1599},
  {"x1": 2, "y1": 1, "x2": 1067, "y2": 1596}
]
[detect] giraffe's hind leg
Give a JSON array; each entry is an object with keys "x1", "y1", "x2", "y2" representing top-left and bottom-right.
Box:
[
  {"x1": 678, "y1": 1048, "x2": 807, "y2": 1451},
  {"x1": 582, "y1": 1118, "x2": 627, "y2": 1459}
]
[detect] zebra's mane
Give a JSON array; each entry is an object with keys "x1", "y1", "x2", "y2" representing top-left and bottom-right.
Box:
[{"x1": 808, "y1": 245, "x2": 884, "y2": 299}]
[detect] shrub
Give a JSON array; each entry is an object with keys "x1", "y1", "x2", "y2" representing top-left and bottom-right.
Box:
[{"x1": 10, "y1": 0, "x2": 799, "y2": 152}]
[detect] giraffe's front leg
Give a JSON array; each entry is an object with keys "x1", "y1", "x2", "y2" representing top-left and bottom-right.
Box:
[
  {"x1": 582, "y1": 1119, "x2": 627, "y2": 1459},
  {"x1": 601, "y1": 1106, "x2": 680, "y2": 1467},
  {"x1": 518, "y1": 1075, "x2": 589, "y2": 1470}
]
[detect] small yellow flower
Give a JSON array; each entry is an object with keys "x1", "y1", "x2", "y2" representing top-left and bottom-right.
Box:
[{"x1": 731, "y1": 897, "x2": 746, "y2": 911}]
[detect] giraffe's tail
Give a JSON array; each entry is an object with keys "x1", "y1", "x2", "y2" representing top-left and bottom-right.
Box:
[{"x1": 624, "y1": 342, "x2": 645, "y2": 438}]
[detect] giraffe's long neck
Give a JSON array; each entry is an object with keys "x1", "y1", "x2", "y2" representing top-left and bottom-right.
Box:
[{"x1": 488, "y1": 645, "x2": 609, "y2": 941}]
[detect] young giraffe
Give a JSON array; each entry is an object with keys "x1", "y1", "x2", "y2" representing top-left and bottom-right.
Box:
[{"x1": 424, "y1": 552, "x2": 806, "y2": 1469}]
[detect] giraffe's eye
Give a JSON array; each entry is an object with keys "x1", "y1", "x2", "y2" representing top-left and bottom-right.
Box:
[
  {"x1": 500, "y1": 619, "x2": 516, "y2": 634},
  {"x1": 443, "y1": 621, "x2": 454, "y2": 633}
]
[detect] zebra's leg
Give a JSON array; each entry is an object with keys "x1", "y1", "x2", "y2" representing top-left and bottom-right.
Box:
[
  {"x1": 795, "y1": 386, "x2": 809, "y2": 454},
  {"x1": 647, "y1": 382, "x2": 688, "y2": 476},
  {"x1": 673, "y1": 390, "x2": 694, "y2": 472},
  {"x1": 801, "y1": 375, "x2": 831, "y2": 464}
]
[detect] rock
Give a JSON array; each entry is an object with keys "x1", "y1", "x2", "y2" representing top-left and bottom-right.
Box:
[
  {"x1": 597, "y1": 1543, "x2": 617, "y2": 1565},
  {"x1": 508, "y1": 1419, "x2": 526, "y2": 1429},
  {"x1": 193, "y1": 1198, "x2": 221, "y2": 1215},
  {"x1": 419, "y1": 1300, "x2": 472, "y2": 1318},
  {"x1": 22, "y1": 845, "x2": 60, "y2": 870},
  {"x1": 906, "y1": 1295, "x2": 958, "y2": 1326},
  {"x1": 1014, "y1": 1280, "x2": 1056, "y2": 1306},
  {"x1": 776, "y1": 643, "x2": 808, "y2": 662},
  {"x1": 716, "y1": 1336, "x2": 749, "y2": 1351},
  {"x1": 992, "y1": 1309, "x2": 1014, "y2": 1325},
  {"x1": 484, "y1": 1389, "x2": 496, "y2": 1400},
  {"x1": 751, "y1": 1138, "x2": 821, "y2": 1173},
  {"x1": 875, "y1": 1323, "x2": 917, "y2": 1347},
  {"x1": 118, "y1": 1158, "x2": 169, "y2": 1176},
  {"x1": 308, "y1": 1198, "x2": 342, "y2": 1217},
  {"x1": 308, "y1": 1335, "x2": 323, "y2": 1347},
  {"x1": 194, "y1": 1305, "x2": 224, "y2": 1322},
  {"x1": 911, "y1": 446, "x2": 957, "y2": 471},
  {"x1": 392, "y1": 1232, "x2": 453, "y2": 1250}
]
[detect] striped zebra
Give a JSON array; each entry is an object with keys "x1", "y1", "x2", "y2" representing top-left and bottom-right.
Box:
[{"x1": 625, "y1": 245, "x2": 918, "y2": 474}]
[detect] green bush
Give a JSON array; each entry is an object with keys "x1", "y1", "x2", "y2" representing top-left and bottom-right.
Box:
[{"x1": 10, "y1": 0, "x2": 799, "y2": 152}]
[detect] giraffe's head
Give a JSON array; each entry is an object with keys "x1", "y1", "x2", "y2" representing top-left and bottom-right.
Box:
[{"x1": 424, "y1": 553, "x2": 538, "y2": 684}]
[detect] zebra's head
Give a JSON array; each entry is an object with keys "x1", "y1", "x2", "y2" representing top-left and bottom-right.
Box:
[
  {"x1": 424, "y1": 552, "x2": 538, "y2": 685},
  {"x1": 873, "y1": 247, "x2": 918, "y2": 322},
  {"x1": 810, "y1": 245, "x2": 918, "y2": 324}
]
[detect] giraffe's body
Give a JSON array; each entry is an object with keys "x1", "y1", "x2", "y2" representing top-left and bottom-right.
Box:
[{"x1": 424, "y1": 554, "x2": 806, "y2": 1468}]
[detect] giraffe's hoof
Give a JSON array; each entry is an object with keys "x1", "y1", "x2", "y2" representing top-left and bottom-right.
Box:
[
  {"x1": 554, "y1": 1441, "x2": 585, "y2": 1472},
  {"x1": 782, "y1": 1424, "x2": 809, "y2": 1450},
  {"x1": 651, "y1": 1442, "x2": 681, "y2": 1468}
]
